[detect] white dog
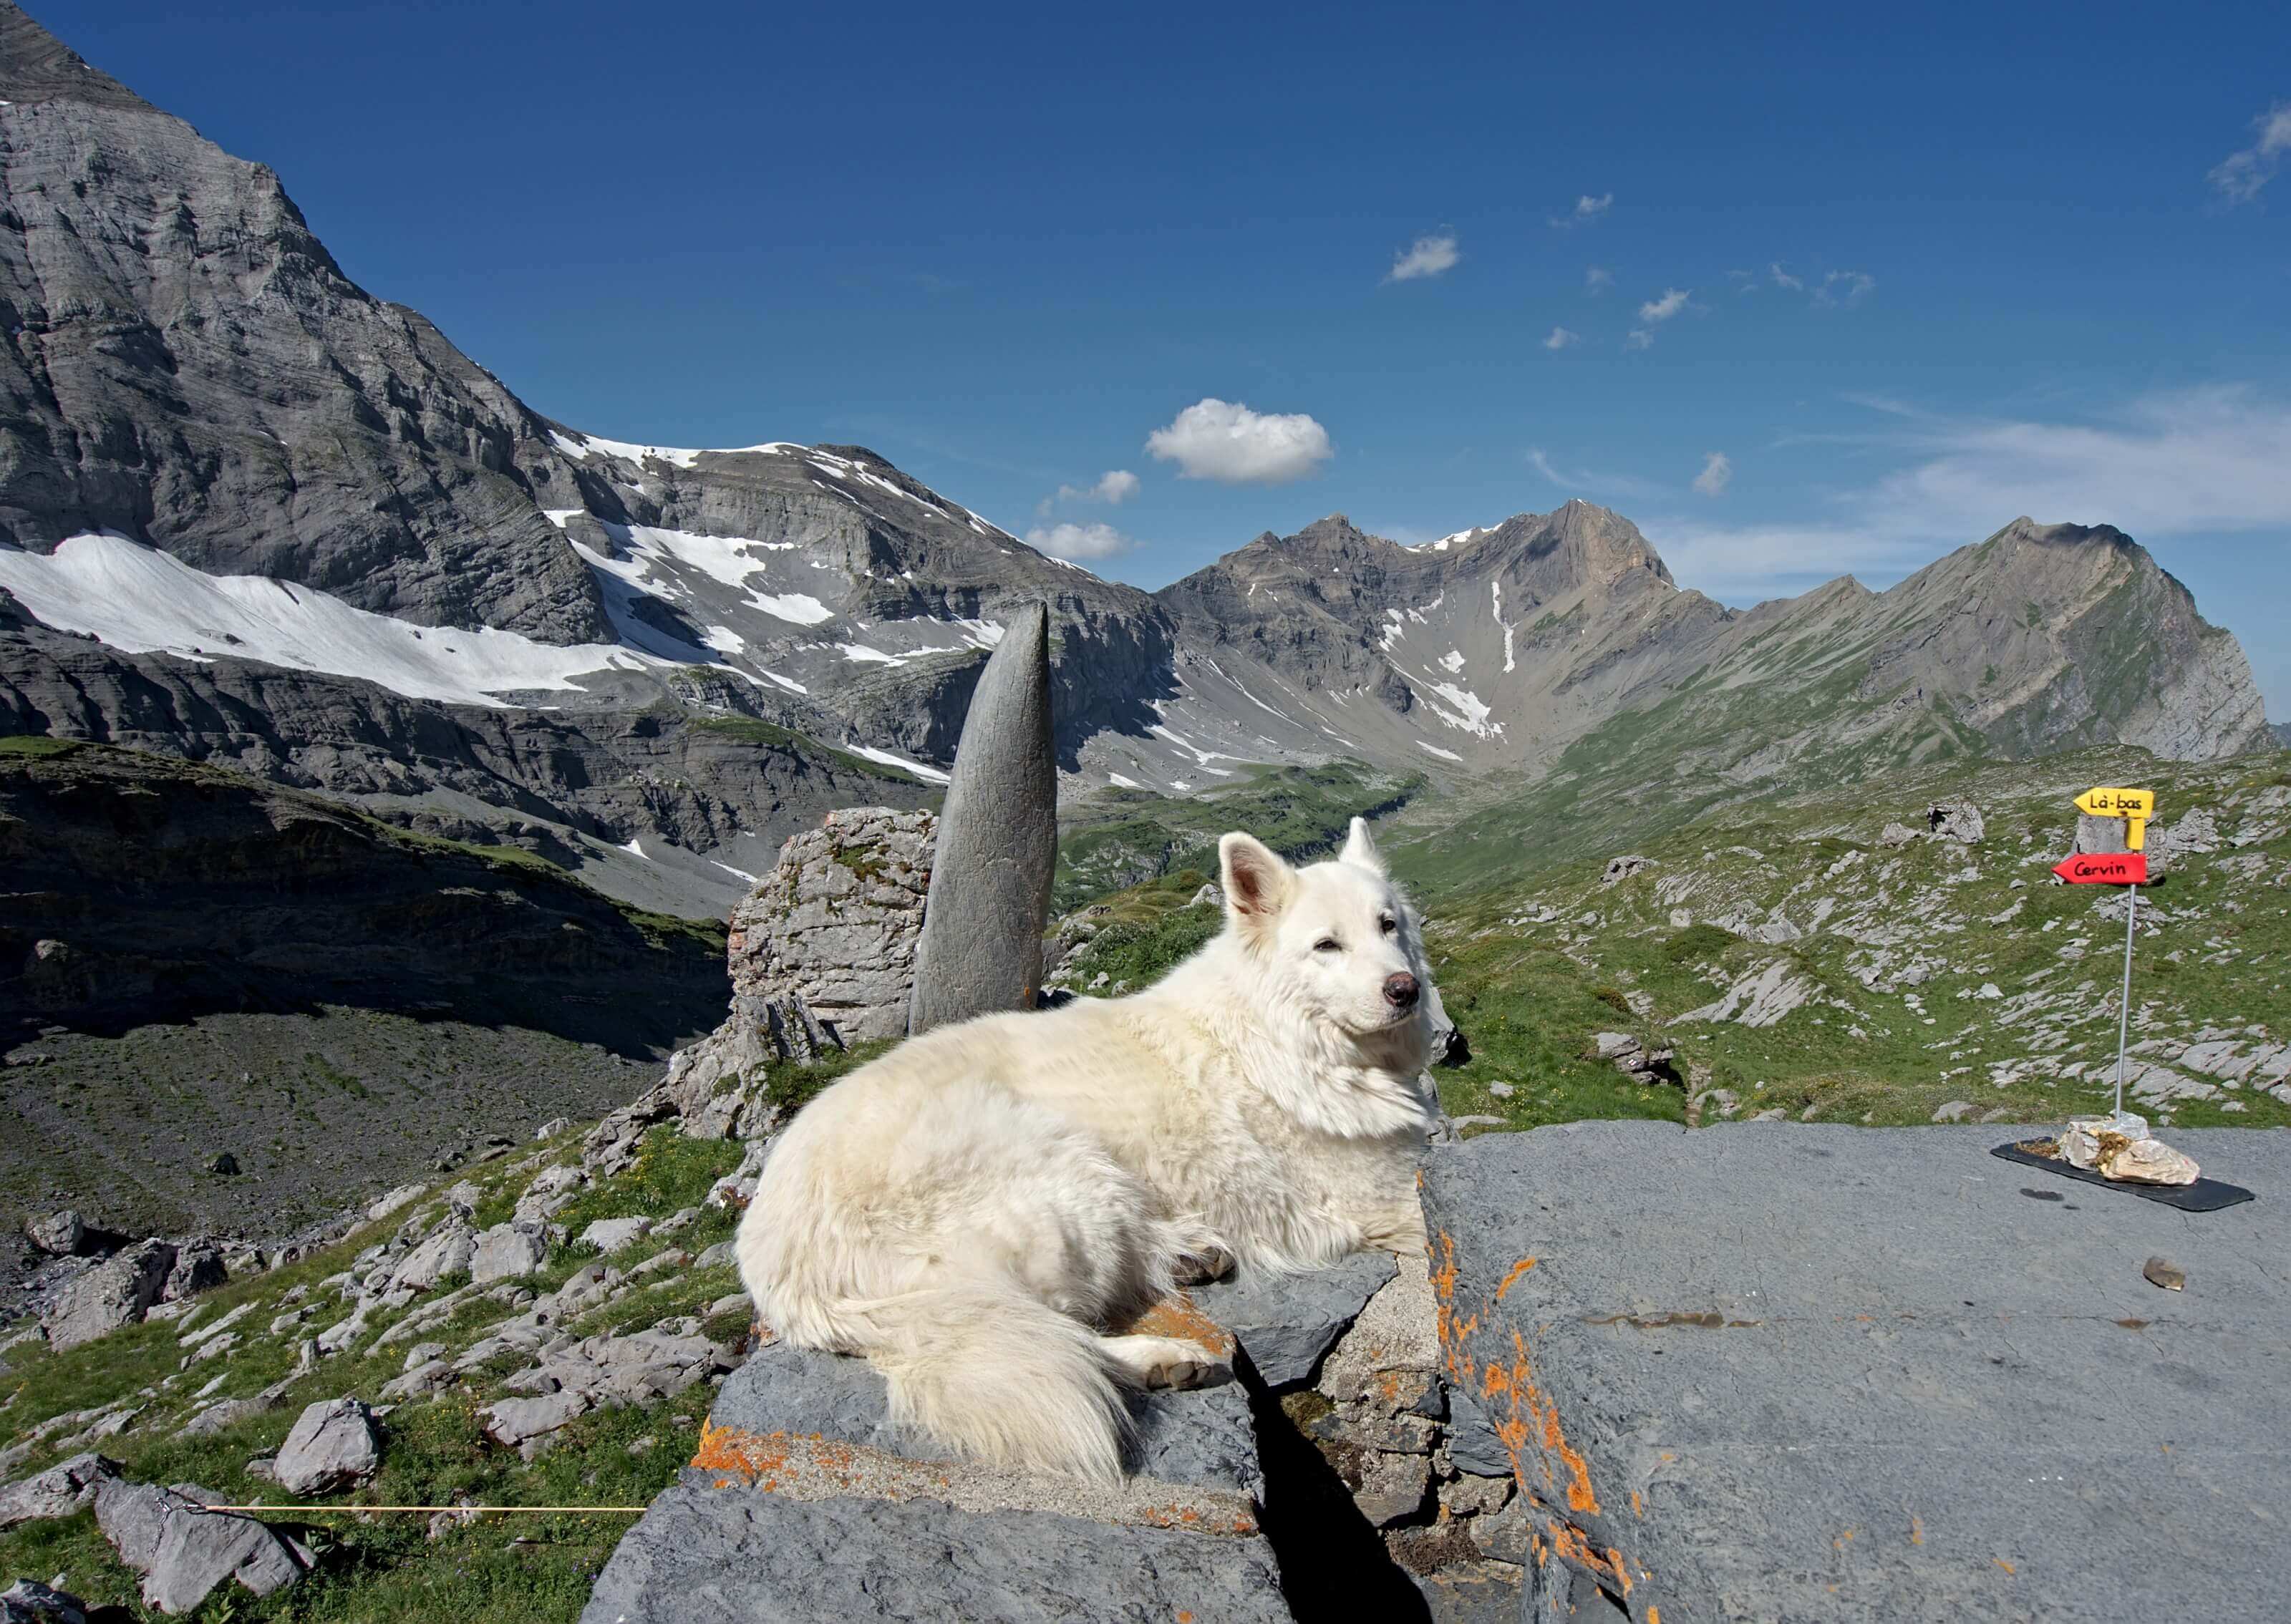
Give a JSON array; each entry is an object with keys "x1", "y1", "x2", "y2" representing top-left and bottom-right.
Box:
[{"x1": 734, "y1": 817, "x2": 1435, "y2": 1482}]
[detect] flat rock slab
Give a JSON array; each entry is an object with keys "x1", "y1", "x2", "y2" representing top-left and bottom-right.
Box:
[
  {"x1": 694, "y1": 1335, "x2": 1263, "y2": 1523},
  {"x1": 1422, "y1": 1122, "x2": 2291, "y2": 1623},
  {"x1": 581, "y1": 1484, "x2": 1290, "y2": 1624},
  {"x1": 1193, "y1": 1251, "x2": 1397, "y2": 1389},
  {"x1": 585, "y1": 1260, "x2": 1426, "y2": 1622}
]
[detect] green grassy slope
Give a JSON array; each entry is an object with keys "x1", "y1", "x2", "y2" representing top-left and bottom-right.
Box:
[{"x1": 1410, "y1": 746, "x2": 2291, "y2": 1135}]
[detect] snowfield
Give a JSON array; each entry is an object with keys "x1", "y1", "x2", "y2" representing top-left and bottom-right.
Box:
[{"x1": 0, "y1": 531, "x2": 657, "y2": 708}]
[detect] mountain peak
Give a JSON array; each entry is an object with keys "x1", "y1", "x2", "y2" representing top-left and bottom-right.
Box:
[{"x1": 0, "y1": 4, "x2": 155, "y2": 114}]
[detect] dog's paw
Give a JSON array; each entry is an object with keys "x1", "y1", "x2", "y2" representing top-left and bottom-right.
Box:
[
  {"x1": 1171, "y1": 1245, "x2": 1236, "y2": 1286},
  {"x1": 1141, "y1": 1339, "x2": 1234, "y2": 1391},
  {"x1": 1105, "y1": 1333, "x2": 1234, "y2": 1392}
]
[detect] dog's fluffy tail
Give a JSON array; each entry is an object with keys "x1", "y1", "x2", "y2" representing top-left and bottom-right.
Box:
[{"x1": 842, "y1": 1283, "x2": 1129, "y2": 1483}]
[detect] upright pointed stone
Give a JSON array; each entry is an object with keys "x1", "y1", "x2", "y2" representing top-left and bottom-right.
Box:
[{"x1": 908, "y1": 601, "x2": 1057, "y2": 1035}]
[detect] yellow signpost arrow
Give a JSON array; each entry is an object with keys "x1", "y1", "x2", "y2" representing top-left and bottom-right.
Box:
[{"x1": 2074, "y1": 787, "x2": 2155, "y2": 818}]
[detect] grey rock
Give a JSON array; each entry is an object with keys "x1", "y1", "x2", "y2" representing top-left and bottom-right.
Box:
[
  {"x1": 1420, "y1": 1123, "x2": 2291, "y2": 1623},
  {"x1": 92, "y1": 1476, "x2": 306, "y2": 1615},
  {"x1": 160, "y1": 1243, "x2": 227, "y2": 1303},
  {"x1": 1924, "y1": 797, "x2": 1985, "y2": 843},
  {"x1": 22, "y1": 1210, "x2": 82, "y2": 1257},
  {"x1": 1351, "y1": 1446, "x2": 1430, "y2": 1527},
  {"x1": 1190, "y1": 1250, "x2": 1398, "y2": 1388},
  {"x1": 470, "y1": 1223, "x2": 550, "y2": 1284},
  {"x1": 483, "y1": 1390, "x2": 591, "y2": 1447},
  {"x1": 909, "y1": 600, "x2": 1057, "y2": 1036},
  {"x1": 664, "y1": 807, "x2": 936, "y2": 1137},
  {"x1": 177, "y1": 1397, "x2": 273, "y2": 1439},
  {"x1": 389, "y1": 1222, "x2": 475, "y2": 1292},
  {"x1": 42, "y1": 1238, "x2": 174, "y2": 1351},
  {"x1": 0, "y1": 1451, "x2": 117, "y2": 1530},
  {"x1": 1600, "y1": 855, "x2": 1652, "y2": 884},
  {"x1": 578, "y1": 1217, "x2": 653, "y2": 1255},
  {"x1": 580, "y1": 1485, "x2": 1289, "y2": 1624},
  {"x1": 709, "y1": 1338, "x2": 1261, "y2": 1503},
  {"x1": 273, "y1": 1398, "x2": 382, "y2": 1496},
  {"x1": 534, "y1": 1116, "x2": 573, "y2": 1142},
  {"x1": 0, "y1": 1580, "x2": 87, "y2": 1623}
]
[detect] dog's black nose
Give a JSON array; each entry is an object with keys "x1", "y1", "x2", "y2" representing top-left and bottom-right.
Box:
[{"x1": 1383, "y1": 972, "x2": 1420, "y2": 1011}]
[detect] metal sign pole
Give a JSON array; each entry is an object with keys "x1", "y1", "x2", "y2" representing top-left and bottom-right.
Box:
[{"x1": 2113, "y1": 881, "x2": 2137, "y2": 1119}]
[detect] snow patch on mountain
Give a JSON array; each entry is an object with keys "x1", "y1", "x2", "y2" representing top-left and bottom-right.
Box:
[
  {"x1": 0, "y1": 531, "x2": 661, "y2": 708},
  {"x1": 847, "y1": 745, "x2": 952, "y2": 784}
]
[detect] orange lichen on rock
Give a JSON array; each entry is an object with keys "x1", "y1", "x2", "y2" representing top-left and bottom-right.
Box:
[
  {"x1": 1495, "y1": 1257, "x2": 1538, "y2": 1300},
  {"x1": 1118, "y1": 1292, "x2": 1237, "y2": 1358}
]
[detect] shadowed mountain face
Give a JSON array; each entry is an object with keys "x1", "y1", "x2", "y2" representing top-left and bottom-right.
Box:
[{"x1": 0, "y1": 0, "x2": 2272, "y2": 925}]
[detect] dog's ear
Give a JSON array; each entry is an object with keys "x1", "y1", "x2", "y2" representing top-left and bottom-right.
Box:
[
  {"x1": 1219, "y1": 832, "x2": 1294, "y2": 942},
  {"x1": 1339, "y1": 815, "x2": 1387, "y2": 877}
]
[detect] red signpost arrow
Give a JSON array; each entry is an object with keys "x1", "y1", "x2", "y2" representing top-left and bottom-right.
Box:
[{"x1": 2053, "y1": 852, "x2": 2147, "y2": 885}]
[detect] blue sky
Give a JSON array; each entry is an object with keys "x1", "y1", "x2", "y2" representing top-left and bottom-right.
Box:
[{"x1": 42, "y1": 0, "x2": 2291, "y2": 715}]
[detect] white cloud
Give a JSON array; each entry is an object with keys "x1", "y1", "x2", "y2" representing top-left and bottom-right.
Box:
[
  {"x1": 1816, "y1": 270, "x2": 1876, "y2": 306},
  {"x1": 2211, "y1": 101, "x2": 2291, "y2": 204},
  {"x1": 1544, "y1": 326, "x2": 1581, "y2": 351},
  {"x1": 1025, "y1": 520, "x2": 1135, "y2": 560},
  {"x1": 1549, "y1": 193, "x2": 1613, "y2": 228},
  {"x1": 1638, "y1": 287, "x2": 1692, "y2": 324},
  {"x1": 1385, "y1": 232, "x2": 1461, "y2": 282},
  {"x1": 1624, "y1": 328, "x2": 1655, "y2": 351},
  {"x1": 1769, "y1": 261, "x2": 1803, "y2": 291},
  {"x1": 1146, "y1": 397, "x2": 1334, "y2": 485},
  {"x1": 1053, "y1": 470, "x2": 1139, "y2": 506},
  {"x1": 1644, "y1": 385, "x2": 2291, "y2": 601},
  {"x1": 1585, "y1": 266, "x2": 1614, "y2": 293},
  {"x1": 1692, "y1": 452, "x2": 1732, "y2": 496}
]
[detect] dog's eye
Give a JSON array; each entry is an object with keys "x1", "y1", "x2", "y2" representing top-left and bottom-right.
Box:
[
  {"x1": 1314, "y1": 937, "x2": 1342, "y2": 953},
  {"x1": 1380, "y1": 915, "x2": 1398, "y2": 935}
]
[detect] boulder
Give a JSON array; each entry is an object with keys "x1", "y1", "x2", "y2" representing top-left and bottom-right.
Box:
[
  {"x1": 364, "y1": 1182, "x2": 426, "y2": 1224},
  {"x1": 43, "y1": 1239, "x2": 175, "y2": 1352},
  {"x1": 1878, "y1": 821, "x2": 1922, "y2": 847},
  {"x1": 470, "y1": 1222, "x2": 549, "y2": 1283},
  {"x1": 483, "y1": 1390, "x2": 591, "y2": 1449},
  {"x1": 0, "y1": 1580, "x2": 88, "y2": 1624},
  {"x1": 161, "y1": 1243, "x2": 228, "y2": 1303},
  {"x1": 578, "y1": 1217, "x2": 653, "y2": 1255},
  {"x1": 389, "y1": 1222, "x2": 475, "y2": 1292},
  {"x1": 22, "y1": 1210, "x2": 83, "y2": 1257},
  {"x1": 1924, "y1": 797, "x2": 1984, "y2": 843},
  {"x1": 909, "y1": 599, "x2": 1057, "y2": 1036},
  {"x1": 0, "y1": 1452, "x2": 117, "y2": 1530},
  {"x1": 1599, "y1": 855, "x2": 1652, "y2": 885},
  {"x1": 665, "y1": 807, "x2": 939, "y2": 1134},
  {"x1": 1421, "y1": 1123, "x2": 2291, "y2": 1623},
  {"x1": 93, "y1": 1477, "x2": 306, "y2": 1615},
  {"x1": 273, "y1": 1399, "x2": 382, "y2": 1495}
]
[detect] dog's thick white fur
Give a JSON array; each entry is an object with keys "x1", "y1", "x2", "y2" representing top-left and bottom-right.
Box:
[{"x1": 734, "y1": 817, "x2": 1434, "y2": 1482}]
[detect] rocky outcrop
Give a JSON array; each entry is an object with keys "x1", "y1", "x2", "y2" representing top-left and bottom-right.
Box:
[
  {"x1": 41, "y1": 1239, "x2": 173, "y2": 1351},
  {"x1": 92, "y1": 1474, "x2": 309, "y2": 1615},
  {"x1": 1421, "y1": 1122, "x2": 2291, "y2": 1622},
  {"x1": 271, "y1": 1398, "x2": 382, "y2": 1495},
  {"x1": 662, "y1": 807, "x2": 934, "y2": 1136}
]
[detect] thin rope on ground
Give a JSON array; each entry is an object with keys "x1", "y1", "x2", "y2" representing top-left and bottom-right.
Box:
[{"x1": 200, "y1": 1504, "x2": 649, "y2": 1514}]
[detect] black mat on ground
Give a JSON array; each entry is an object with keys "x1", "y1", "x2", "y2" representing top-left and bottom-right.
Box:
[{"x1": 1991, "y1": 1142, "x2": 2256, "y2": 1210}]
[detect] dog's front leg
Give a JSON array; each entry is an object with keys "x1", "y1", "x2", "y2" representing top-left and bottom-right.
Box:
[{"x1": 1355, "y1": 1199, "x2": 1430, "y2": 1258}]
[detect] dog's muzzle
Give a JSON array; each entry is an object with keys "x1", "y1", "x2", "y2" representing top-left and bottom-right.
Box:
[{"x1": 1382, "y1": 973, "x2": 1420, "y2": 1012}]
